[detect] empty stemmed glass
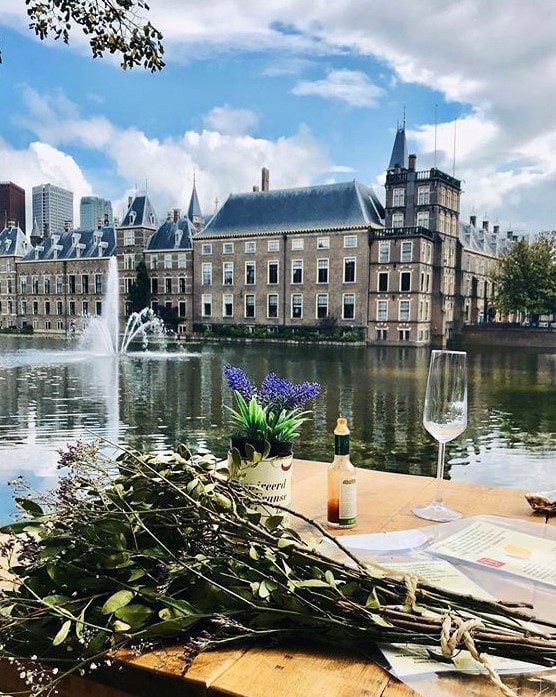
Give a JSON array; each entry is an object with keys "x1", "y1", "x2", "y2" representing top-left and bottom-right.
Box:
[{"x1": 412, "y1": 350, "x2": 467, "y2": 522}]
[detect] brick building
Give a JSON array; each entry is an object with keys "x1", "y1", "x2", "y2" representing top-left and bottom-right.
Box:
[{"x1": 0, "y1": 182, "x2": 26, "y2": 232}]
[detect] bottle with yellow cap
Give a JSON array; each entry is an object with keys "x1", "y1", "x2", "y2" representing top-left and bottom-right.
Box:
[{"x1": 327, "y1": 417, "x2": 357, "y2": 529}]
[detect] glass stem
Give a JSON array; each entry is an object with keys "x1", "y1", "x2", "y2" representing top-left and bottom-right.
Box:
[{"x1": 435, "y1": 441, "x2": 446, "y2": 504}]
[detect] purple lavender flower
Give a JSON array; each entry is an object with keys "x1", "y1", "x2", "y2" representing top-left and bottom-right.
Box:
[
  {"x1": 223, "y1": 364, "x2": 256, "y2": 402},
  {"x1": 259, "y1": 373, "x2": 320, "y2": 412}
]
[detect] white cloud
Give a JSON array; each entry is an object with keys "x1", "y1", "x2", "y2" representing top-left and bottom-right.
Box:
[
  {"x1": 202, "y1": 104, "x2": 259, "y2": 136},
  {"x1": 18, "y1": 89, "x2": 332, "y2": 222},
  {"x1": 0, "y1": 136, "x2": 92, "y2": 227},
  {"x1": 293, "y1": 69, "x2": 383, "y2": 107}
]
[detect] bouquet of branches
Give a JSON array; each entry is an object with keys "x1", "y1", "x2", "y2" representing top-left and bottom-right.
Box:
[{"x1": 1, "y1": 441, "x2": 555, "y2": 697}]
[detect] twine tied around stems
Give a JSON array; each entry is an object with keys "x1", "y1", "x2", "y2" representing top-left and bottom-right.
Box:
[
  {"x1": 403, "y1": 575, "x2": 419, "y2": 612},
  {"x1": 440, "y1": 614, "x2": 518, "y2": 697}
]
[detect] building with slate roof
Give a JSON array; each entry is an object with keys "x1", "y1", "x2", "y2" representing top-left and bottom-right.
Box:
[
  {"x1": 193, "y1": 180, "x2": 384, "y2": 333},
  {"x1": 14, "y1": 224, "x2": 116, "y2": 333},
  {"x1": 0, "y1": 224, "x2": 31, "y2": 327}
]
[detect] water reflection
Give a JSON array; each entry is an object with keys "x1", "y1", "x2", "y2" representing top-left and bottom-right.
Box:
[{"x1": 0, "y1": 337, "x2": 554, "y2": 520}]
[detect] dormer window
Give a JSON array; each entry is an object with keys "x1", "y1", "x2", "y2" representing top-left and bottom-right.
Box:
[
  {"x1": 129, "y1": 210, "x2": 137, "y2": 225},
  {"x1": 150, "y1": 214, "x2": 155, "y2": 224},
  {"x1": 175, "y1": 230, "x2": 182, "y2": 246},
  {"x1": 72, "y1": 233, "x2": 81, "y2": 246}
]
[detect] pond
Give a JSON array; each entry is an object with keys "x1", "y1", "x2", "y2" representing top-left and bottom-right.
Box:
[{"x1": 0, "y1": 336, "x2": 554, "y2": 520}]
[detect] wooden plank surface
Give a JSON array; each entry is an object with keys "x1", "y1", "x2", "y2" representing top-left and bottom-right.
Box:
[{"x1": 115, "y1": 462, "x2": 555, "y2": 697}]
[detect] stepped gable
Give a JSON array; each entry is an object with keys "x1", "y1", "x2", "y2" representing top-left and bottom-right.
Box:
[
  {"x1": 21, "y1": 225, "x2": 116, "y2": 261},
  {"x1": 196, "y1": 180, "x2": 384, "y2": 239},
  {"x1": 146, "y1": 216, "x2": 194, "y2": 251},
  {"x1": 0, "y1": 224, "x2": 31, "y2": 257},
  {"x1": 120, "y1": 194, "x2": 158, "y2": 229}
]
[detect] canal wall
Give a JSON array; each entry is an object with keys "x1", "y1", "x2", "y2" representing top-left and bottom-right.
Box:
[{"x1": 455, "y1": 325, "x2": 556, "y2": 349}]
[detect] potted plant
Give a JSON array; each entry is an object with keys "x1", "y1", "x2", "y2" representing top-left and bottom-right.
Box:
[{"x1": 223, "y1": 364, "x2": 320, "y2": 512}]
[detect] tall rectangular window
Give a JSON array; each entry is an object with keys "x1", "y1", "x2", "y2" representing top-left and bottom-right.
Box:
[
  {"x1": 377, "y1": 300, "x2": 388, "y2": 322},
  {"x1": 343, "y1": 257, "x2": 356, "y2": 283},
  {"x1": 267, "y1": 239, "x2": 279, "y2": 252},
  {"x1": 392, "y1": 188, "x2": 405, "y2": 206},
  {"x1": 57, "y1": 300, "x2": 63, "y2": 316},
  {"x1": 291, "y1": 260, "x2": 303, "y2": 284},
  {"x1": 291, "y1": 294, "x2": 303, "y2": 318},
  {"x1": 401, "y1": 241, "x2": 413, "y2": 262},
  {"x1": 378, "y1": 272, "x2": 388, "y2": 292},
  {"x1": 400, "y1": 271, "x2": 411, "y2": 292},
  {"x1": 44, "y1": 276, "x2": 51, "y2": 294},
  {"x1": 378, "y1": 241, "x2": 390, "y2": 263},
  {"x1": 201, "y1": 294, "x2": 212, "y2": 317},
  {"x1": 123, "y1": 230, "x2": 135, "y2": 246},
  {"x1": 151, "y1": 278, "x2": 159, "y2": 294},
  {"x1": 343, "y1": 294, "x2": 355, "y2": 320},
  {"x1": 392, "y1": 212, "x2": 404, "y2": 228},
  {"x1": 244, "y1": 294, "x2": 255, "y2": 318},
  {"x1": 416, "y1": 211, "x2": 429, "y2": 228},
  {"x1": 268, "y1": 261, "x2": 279, "y2": 284},
  {"x1": 222, "y1": 294, "x2": 233, "y2": 318},
  {"x1": 223, "y1": 262, "x2": 234, "y2": 285},
  {"x1": 179, "y1": 277, "x2": 186, "y2": 293},
  {"x1": 124, "y1": 254, "x2": 135, "y2": 270},
  {"x1": 267, "y1": 294, "x2": 278, "y2": 318},
  {"x1": 81, "y1": 275, "x2": 89, "y2": 294},
  {"x1": 32, "y1": 276, "x2": 39, "y2": 293},
  {"x1": 245, "y1": 261, "x2": 256, "y2": 285},
  {"x1": 164, "y1": 254, "x2": 172, "y2": 269},
  {"x1": 165, "y1": 278, "x2": 172, "y2": 294},
  {"x1": 317, "y1": 258, "x2": 329, "y2": 283},
  {"x1": 202, "y1": 262, "x2": 212, "y2": 285},
  {"x1": 150, "y1": 255, "x2": 158, "y2": 270},
  {"x1": 399, "y1": 300, "x2": 411, "y2": 321},
  {"x1": 417, "y1": 186, "x2": 430, "y2": 205},
  {"x1": 82, "y1": 301, "x2": 88, "y2": 316},
  {"x1": 316, "y1": 293, "x2": 328, "y2": 319},
  {"x1": 179, "y1": 301, "x2": 186, "y2": 317},
  {"x1": 68, "y1": 275, "x2": 76, "y2": 294},
  {"x1": 95, "y1": 273, "x2": 103, "y2": 294},
  {"x1": 178, "y1": 253, "x2": 187, "y2": 269},
  {"x1": 20, "y1": 276, "x2": 27, "y2": 294}
]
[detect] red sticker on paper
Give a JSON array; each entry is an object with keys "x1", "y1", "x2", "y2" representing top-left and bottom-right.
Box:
[{"x1": 478, "y1": 557, "x2": 505, "y2": 568}]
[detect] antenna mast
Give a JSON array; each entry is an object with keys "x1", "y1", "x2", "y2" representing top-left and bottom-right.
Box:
[
  {"x1": 433, "y1": 103, "x2": 438, "y2": 168},
  {"x1": 452, "y1": 118, "x2": 457, "y2": 176}
]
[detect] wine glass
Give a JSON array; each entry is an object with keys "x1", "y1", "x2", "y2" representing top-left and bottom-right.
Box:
[{"x1": 412, "y1": 350, "x2": 467, "y2": 522}]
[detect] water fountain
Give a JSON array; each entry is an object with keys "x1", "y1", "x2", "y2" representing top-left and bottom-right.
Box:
[{"x1": 79, "y1": 256, "x2": 166, "y2": 355}]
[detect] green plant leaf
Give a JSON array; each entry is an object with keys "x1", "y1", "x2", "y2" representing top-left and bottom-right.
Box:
[
  {"x1": 15, "y1": 497, "x2": 44, "y2": 516},
  {"x1": 52, "y1": 619, "x2": 71, "y2": 646},
  {"x1": 101, "y1": 590, "x2": 135, "y2": 615},
  {"x1": 114, "y1": 604, "x2": 153, "y2": 628}
]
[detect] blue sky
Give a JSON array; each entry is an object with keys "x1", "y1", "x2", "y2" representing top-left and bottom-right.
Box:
[{"x1": 0, "y1": 1, "x2": 555, "y2": 231}]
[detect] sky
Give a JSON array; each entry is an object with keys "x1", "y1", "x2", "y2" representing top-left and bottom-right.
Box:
[{"x1": 0, "y1": 0, "x2": 555, "y2": 233}]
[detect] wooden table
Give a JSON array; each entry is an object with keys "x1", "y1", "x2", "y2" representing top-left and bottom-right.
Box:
[{"x1": 1, "y1": 462, "x2": 554, "y2": 697}]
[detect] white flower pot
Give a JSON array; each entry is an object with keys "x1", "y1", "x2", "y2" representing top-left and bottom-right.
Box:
[{"x1": 227, "y1": 451, "x2": 293, "y2": 519}]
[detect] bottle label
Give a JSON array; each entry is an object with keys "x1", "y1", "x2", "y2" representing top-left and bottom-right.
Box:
[{"x1": 339, "y1": 478, "x2": 357, "y2": 526}]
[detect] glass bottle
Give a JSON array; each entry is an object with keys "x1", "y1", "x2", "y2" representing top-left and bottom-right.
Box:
[{"x1": 327, "y1": 417, "x2": 357, "y2": 529}]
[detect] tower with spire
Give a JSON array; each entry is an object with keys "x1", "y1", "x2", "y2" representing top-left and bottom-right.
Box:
[{"x1": 187, "y1": 174, "x2": 204, "y2": 230}]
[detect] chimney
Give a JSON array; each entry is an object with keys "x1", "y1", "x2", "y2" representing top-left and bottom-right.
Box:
[
  {"x1": 507, "y1": 231, "x2": 513, "y2": 239},
  {"x1": 64, "y1": 220, "x2": 71, "y2": 232},
  {"x1": 470, "y1": 215, "x2": 476, "y2": 227},
  {"x1": 261, "y1": 167, "x2": 270, "y2": 192},
  {"x1": 252, "y1": 185, "x2": 259, "y2": 192},
  {"x1": 493, "y1": 224, "x2": 499, "y2": 235},
  {"x1": 173, "y1": 208, "x2": 181, "y2": 223},
  {"x1": 482, "y1": 220, "x2": 489, "y2": 231},
  {"x1": 104, "y1": 213, "x2": 110, "y2": 226},
  {"x1": 408, "y1": 154, "x2": 417, "y2": 171}
]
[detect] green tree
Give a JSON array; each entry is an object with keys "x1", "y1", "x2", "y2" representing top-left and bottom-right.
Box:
[
  {"x1": 128, "y1": 260, "x2": 151, "y2": 314},
  {"x1": 1, "y1": 0, "x2": 164, "y2": 70},
  {"x1": 492, "y1": 233, "x2": 556, "y2": 318}
]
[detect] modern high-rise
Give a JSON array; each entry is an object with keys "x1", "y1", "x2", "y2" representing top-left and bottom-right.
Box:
[
  {"x1": 0, "y1": 182, "x2": 26, "y2": 232},
  {"x1": 32, "y1": 184, "x2": 73, "y2": 238},
  {"x1": 80, "y1": 196, "x2": 113, "y2": 230}
]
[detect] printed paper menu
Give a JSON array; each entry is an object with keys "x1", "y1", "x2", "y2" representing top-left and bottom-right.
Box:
[{"x1": 427, "y1": 520, "x2": 556, "y2": 587}]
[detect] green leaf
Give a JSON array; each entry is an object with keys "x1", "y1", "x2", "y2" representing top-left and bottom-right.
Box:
[
  {"x1": 277, "y1": 538, "x2": 296, "y2": 550},
  {"x1": 365, "y1": 588, "x2": 380, "y2": 609},
  {"x1": 43, "y1": 594, "x2": 71, "y2": 607},
  {"x1": 114, "y1": 604, "x2": 153, "y2": 629},
  {"x1": 264, "y1": 515, "x2": 284, "y2": 530},
  {"x1": 75, "y1": 609, "x2": 85, "y2": 640},
  {"x1": 128, "y1": 569, "x2": 145, "y2": 582},
  {"x1": 293, "y1": 579, "x2": 331, "y2": 589},
  {"x1": 101, "y1": 590, "x2": 134, "y2": 615},
  {"x1": 52, "y1": 619, "x2": 71, "y2": 646},
  {"x1": 15, "y1": 497, "x2": 44, "y2": 516}
]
